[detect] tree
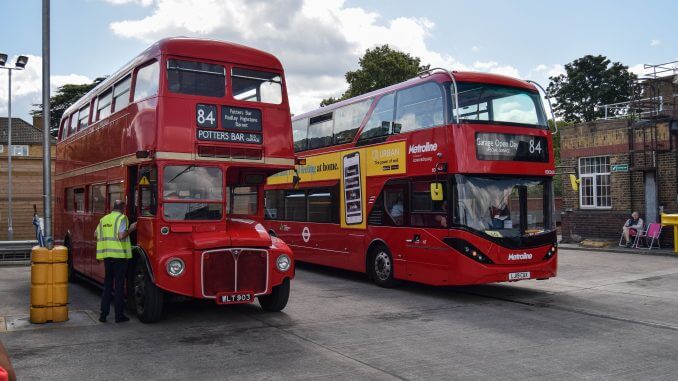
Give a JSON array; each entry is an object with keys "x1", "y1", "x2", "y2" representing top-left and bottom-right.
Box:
[
  {"x1": 32, "y1": 77, "x2": 106, "y2": 136},
  {"x1": 546, "y1": 55, "x2": 638, "y2": 123},
  {"x1": 321, "y1": 45, "x2": 429, "y2": 106}
]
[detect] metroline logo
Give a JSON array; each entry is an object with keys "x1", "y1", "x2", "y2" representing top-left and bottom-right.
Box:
[
  {"x1": 508, "y1": 252, "x2": 533, "y2": 260},
  {"x1": 408, "y1": 142, "x2": 438, "y2": 154}
]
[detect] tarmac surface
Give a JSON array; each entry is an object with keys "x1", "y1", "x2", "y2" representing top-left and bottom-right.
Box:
[{"x1": 2, "y1": 248, "x2": 678, "y2": 380}]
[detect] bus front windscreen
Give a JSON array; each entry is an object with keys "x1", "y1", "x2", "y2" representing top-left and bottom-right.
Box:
[
  {"x1": 451, "y1": 82, "x2": 548, "y2": 128},
  {"x1": 454, "y1": 175, "x2": 554, "y2": 238},
  {"x1": 162, "y1": 165, "x2": 223, "y2": 220}
]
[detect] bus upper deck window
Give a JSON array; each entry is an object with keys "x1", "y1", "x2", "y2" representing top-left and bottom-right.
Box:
[
  {"x1": 232, "y1": 68, "x2": 282, "y2": 104},
  {"x1": 167, "y1": 59, "x2": 225, "y2": 97}
]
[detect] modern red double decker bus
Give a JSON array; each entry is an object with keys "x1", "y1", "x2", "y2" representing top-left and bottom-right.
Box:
[
  {"x1": 55, "y1": 38, "x2": 295, "y2": 322},
  {"x1": 264, "y1": 69, "x2": 557, "y2": 287}
]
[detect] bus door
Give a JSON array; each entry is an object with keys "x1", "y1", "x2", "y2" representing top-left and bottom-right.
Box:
[
  {"x1": 134, "y1": 165, "x2": 158, "y2": 252},
  {"x1": 400, "y1": 180, "x2": 451, "y2": 283}
]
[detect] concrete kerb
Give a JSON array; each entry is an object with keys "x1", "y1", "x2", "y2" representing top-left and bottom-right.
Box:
[{"x1": 559, "y1": 242, "x2": 678, "y2": 258}]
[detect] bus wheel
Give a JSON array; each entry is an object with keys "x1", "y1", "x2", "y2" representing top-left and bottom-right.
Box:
[
  {"x1": 258, "y1": 278, "x2": 290, "y2": 312},
  {"x1": 133, "y1": 259, "x2": 164, "y2": 323},
  {"x1": 368, "y1": 245, "x2": 400, "y2": 288},
  {"x1": 65, "y1": 239, "x2": 78, "y2": 283}
]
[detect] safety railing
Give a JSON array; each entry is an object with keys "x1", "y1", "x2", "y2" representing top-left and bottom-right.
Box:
[{"x1": 0, "y1": 240, "x2": 38, "y2": 262}]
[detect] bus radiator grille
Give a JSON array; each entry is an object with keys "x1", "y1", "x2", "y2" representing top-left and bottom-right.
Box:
[{"x1": 202, "y1": 249, "x2": 268, "y2": 297}]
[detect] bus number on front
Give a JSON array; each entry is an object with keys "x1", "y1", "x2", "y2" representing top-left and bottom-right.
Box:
[{"x1": 196, "y1": 104, "x2": 217, "y2": 128}]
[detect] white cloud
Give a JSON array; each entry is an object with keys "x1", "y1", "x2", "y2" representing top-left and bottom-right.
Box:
[
  {"x1": 0, "y1": 55, "x2": 92, "y2": 121},
  {"x1": 471, "y1": 46, "x2": 481, "y2": 53},
  {"x1": 105, "y1": 0, "x2": 154, "y2": 6},
  {"x1": 106, "y1": 0, "x2": 531, "y2": 115},
  {"x1": 650, "y1": 39, "x2": 661, "y2": 46}
]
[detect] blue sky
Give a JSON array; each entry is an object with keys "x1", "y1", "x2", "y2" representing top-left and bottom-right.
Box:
[{"x1": 1, "y1": 0, "x2": 676, "y2": 123}]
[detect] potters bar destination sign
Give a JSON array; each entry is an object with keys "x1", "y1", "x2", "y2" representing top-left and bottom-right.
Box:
[
  {"x1": 196, "y1": 104, "x2": 263, "y2": 144},
  {"x1": 475, "y1": 132, "x2": 548, "y2": 162}
]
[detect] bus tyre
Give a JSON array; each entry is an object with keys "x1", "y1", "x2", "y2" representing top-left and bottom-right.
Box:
[
  {"x1": 134, "y1": 259, "x2": 164, "y2": 323},
  {"x1": 368, "y1": 245, "x2": 400, "y2": 288},
  {"x1": 258, "y1": 278, "x2": 290, "y2": 312},
  {"x1": 66, "y1": 240, "x2": 78, "y2": 284}
]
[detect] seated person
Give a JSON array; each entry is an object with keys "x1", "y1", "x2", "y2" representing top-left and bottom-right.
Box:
[
  {"x1": 434, "y1": 200, "x2": 448, "y2": 228},
  {"x1": 389, "y1": 195, "x2": 404, "y2": 225},
  {"x1": 489, "y1": 203, "x2": 511, "y2": 229},
  {"x1": 622, "y1": 211, "x2": 643, "y2": 247}
]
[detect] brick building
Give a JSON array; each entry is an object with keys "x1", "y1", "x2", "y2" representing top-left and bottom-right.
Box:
[
  {"x1": 560, "y1": 73, "x2": 678, "y2": 248},
  {"x1": 0, "y1": 117, "x2": 55, "y2": 240}
]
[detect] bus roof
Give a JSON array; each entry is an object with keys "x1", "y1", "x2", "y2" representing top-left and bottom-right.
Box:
[
  {"x1": 293, "y1": 70, "x2": 539, "y2": 120},
  {"x1": 63, "y1": 37, "x2": 284, "y2": 118}
]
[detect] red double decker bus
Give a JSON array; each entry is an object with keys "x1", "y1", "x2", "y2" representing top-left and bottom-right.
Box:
[
  {"x1": 264, "y1": 69, "x2": 557, "y2": 287},
  {"x1": 55, "y1": 38, "x2": 295, "y2": 322}
]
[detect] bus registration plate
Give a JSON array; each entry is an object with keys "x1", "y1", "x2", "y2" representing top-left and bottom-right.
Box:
[
  {"x1": 508, "y1": 272, "x2": 530, "y2": 281},
  {"x1": 216, "y1": 291, "x2": 254, "y2": 305}
]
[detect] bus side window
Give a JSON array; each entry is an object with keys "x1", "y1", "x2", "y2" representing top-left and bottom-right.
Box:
[
  {"x1": 384, "y1": 188, "x2": 405, "y2": 226},
  {"x1": 139, "y1": 166, "x2": 157, "y2": 216}
]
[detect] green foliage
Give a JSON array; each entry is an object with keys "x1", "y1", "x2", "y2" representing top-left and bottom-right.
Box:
[
  {"x1": 546, "y1": 55, "x2": 638, "y2": 123},
  {"x1": 321, "y1": 45, "x2": 429, "y2": 106},
  {"x1": 32, "y1": 77, "x2": 106, "y2": 136}
]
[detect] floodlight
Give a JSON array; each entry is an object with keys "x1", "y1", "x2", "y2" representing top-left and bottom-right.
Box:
[
  {"x1": 0, "y1": 53, "x2": 7, "y2": 67},
  {"x1": 15, "y1": 55, "x2": 28, "y2": 69}
]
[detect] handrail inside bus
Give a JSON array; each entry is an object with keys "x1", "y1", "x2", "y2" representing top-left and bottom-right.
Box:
[
  {"x1": 418, "y1": 67, "x2": 460, "y2": 125},
  {"x1": 526, "y1": 80, "x2": 558, "y2": 135}
]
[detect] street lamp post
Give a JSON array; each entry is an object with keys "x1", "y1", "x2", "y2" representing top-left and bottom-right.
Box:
[{"x1": 0, "y1": 54, "x2": 29, "y2": 241}]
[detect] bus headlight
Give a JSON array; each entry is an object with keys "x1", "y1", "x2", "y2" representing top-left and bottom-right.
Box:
[
  {"x1": 276, "y1": 254, "x2": 291, "y2": 272},
  {"x1": 166, "y1": 258, "x2": 185, "y2": 277}
]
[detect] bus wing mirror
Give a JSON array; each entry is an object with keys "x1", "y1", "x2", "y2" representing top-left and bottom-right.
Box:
[
  {"x1": 292, "y1": 170, "x2": 301, "y2": 190},
  {"x1": 430, "y1": 182, "x2": 444, "y2": 201},
  {"x1": 392, "y1": 123, "x2": 402, "y2": 134},
  {"x1": 569, "y1": 174, "x2": 579, "y2": 191}
]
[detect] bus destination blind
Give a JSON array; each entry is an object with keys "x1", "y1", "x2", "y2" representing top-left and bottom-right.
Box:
[
  {"x1": 475, "y1": 132, "x2": 548, "y2": 162},
  {"x1": 197, "y1": 130, "x2": 263, "y2": 144}
]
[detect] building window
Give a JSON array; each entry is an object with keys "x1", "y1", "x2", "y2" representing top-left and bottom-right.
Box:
[
  {"x1": 11, "y1": 145, "x2": 29, "y2": 157},
  {"x1": 579, "y1": 156, "x2": 611, "y2": 209}
]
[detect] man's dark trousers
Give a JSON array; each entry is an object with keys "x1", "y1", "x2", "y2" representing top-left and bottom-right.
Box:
[{"x1": 101, "y1": 258, "x2": 128, "y2": 320}]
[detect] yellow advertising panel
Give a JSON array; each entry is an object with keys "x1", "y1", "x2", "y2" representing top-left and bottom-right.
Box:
[{"x1": 266, "y1": 141, "x2": 407, "y2": 230}]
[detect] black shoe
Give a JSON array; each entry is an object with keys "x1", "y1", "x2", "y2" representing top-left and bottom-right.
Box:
[
  {"x1": 115, "y1": 315, "x2": 130, "y2": 323},
  {"x1": 99, "y1": 315, "x2": 107, "y2": 323}
]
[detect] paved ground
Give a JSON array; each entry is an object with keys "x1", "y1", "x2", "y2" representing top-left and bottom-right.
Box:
[{"x1": 2, "y1": 249, "x2": 678, "y2": 380}]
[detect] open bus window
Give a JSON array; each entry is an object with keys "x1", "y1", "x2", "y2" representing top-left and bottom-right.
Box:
[
  {"x1": 232, "y1": 68, "x2": 282, "y2": 104},
  {"x1": 454, "y1": 175, "x2": 553, "y2": 238},
  {"x1": 167, "y1": 59, "x2": 225, "y2": 97}
]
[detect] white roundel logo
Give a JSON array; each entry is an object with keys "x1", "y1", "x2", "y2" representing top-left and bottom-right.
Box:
[{"x1": 302, "y1": 227, "x2": 311, "y2": 243}]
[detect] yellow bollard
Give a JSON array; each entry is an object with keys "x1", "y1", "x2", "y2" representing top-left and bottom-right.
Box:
[
  {"x1": 660, "y1": 214, "x2": 678, "y2": 254},
  {"x1": 30, "y1": 245, "x2": 69, "y2": 323}
]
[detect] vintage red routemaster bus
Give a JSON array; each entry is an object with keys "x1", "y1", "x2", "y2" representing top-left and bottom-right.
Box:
[
  {"x1": 264, "y1": 69, "x2": 557, "y2": 287},
  {"x1": 55, "y1": 38, "x2": 295, "y2": 322}
]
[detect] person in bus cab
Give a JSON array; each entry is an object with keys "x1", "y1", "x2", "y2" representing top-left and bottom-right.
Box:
[
  {"x1": 622, "y1": 211, "x2": 644, "y2": 247},
  {"x1": 489, "y1": 194, "x2": 511, "y2": 229},
  {"x1": 95, "y1": 200, "x2": 137, "y2": 323},
  {"x1": 389, "y1": 194, "x2": 404, "y2": 225}
]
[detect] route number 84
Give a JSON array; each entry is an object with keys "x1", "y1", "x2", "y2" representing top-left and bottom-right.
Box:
[
  {"x1": 197, "y1": 109, "x2": 216, "y2": 125},
  {"x1": 529, "y1": 139, "x2": 542, "y2": 154}
]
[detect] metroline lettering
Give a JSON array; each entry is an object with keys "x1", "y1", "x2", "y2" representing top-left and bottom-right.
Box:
[
  {"x1": 408, "y1": 142, "x2": 438, "y2": 154},
  {"x1": 508, "y1": 252, "x2": 533, "y2": 260}
]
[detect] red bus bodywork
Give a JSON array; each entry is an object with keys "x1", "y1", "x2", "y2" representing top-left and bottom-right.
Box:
[
  {"x1": 263, "y1": 70, "x2": 557, "y2": 287},
  {"x1": 55, "y1": 38, "x2": 295, "y2": 321}
]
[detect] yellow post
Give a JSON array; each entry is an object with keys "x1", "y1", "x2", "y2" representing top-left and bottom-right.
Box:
[
  {"x1": 660, "y1": 214, "x2": 678, "y2": 253},
  {"x1": 29, "y1": 245, "x2": 69, "y2": 323}
]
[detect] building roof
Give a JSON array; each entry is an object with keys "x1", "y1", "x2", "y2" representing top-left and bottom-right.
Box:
[{"x1": 0, "y1": 117, "x2": 56, "y2": 145}]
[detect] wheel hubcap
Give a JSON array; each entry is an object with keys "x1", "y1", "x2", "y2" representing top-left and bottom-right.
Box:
[{"x1": 374, "y1": 251, "x2": 391, "y2": 281}]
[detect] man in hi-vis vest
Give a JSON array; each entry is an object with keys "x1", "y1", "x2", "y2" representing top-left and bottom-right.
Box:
[{"x1": 95, "y1": 200, "x2": 137, "y2": 323}]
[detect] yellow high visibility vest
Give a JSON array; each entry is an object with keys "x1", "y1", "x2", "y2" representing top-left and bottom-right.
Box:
[{"x1": 96, "y1": 211, "x2": 132, "y2": 260}]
